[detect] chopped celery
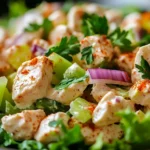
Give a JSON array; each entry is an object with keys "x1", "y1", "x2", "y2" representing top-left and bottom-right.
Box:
[
  {"x1": 0, "y1": 88, "x2": 13, "y2": 112},
  {"x1": 8, "y1": 45, "x2": 31, "y2": 69},
  {"x1": 48, "y1": 52, "x2": 72, "y2": 84},
  {"x1": 0, "y1": 77, "x2": 8, "y2": 109},
  {"x1": 7, "y1": 72, "x2": 16, "y2": 91},
  {"x1": 63, "y1": 63, "x2": 85, "y2": 79},
  {"x1": 136, "y1": 110, "x2": 145, "y2": 122},
  {"x1": 69, "y1": 97, "x2": 95, "y2": 123}
]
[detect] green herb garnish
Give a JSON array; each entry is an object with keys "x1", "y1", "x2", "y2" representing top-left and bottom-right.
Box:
[
  {"x1": 48, "y1": 120, "x2": 84, "y2": 150},
  {"x1": 45, "y1": 36, "x2": 80, "y2": 61},
  {"x1": 81, "y1": 46, "x2": 93, "y2": 64},
  {"x1": 108, "y1": 27, "x2": 134, "y2": 52},
  {"x1": 55, "y1": 75, "x2": 88, "y2": 90},
  {"x1": 24, "y1": 18, "x2": 53, "y2": 39},
  {"x1": 138, "y1": 34, "x2": 150, "y2": 46},
  {"x1": 136, "y1": 56, "x2": 150, "y2": 79},
  {"x1": 82, "y1": 13, "x2": 109, "y2": 36}
]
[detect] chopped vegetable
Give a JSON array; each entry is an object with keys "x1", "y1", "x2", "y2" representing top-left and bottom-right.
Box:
[
  {"x1": 31, "y1": 44, "x2": 46, "y2": 56},
  {"x1": 25, "y1": 18, "x2": 53, "y2": 39},
  {"x1": 64, "y1": 63, "x2": 85, "y2": 79},
  {"x1": 7, "y1": 45, "x2": 32, "y2": 69},
  {"x1": 48, "y1": 52, "x2": 72, "y2": 84},
  {"x1": 0, "y1": 77, "x2": 8, "y2": 111},
  {"x1": 62, "y1": 1, "x2": 74, "y2": 13},
  {"x1": 45, "y1": 36, "x2": 80, "y2": 61},
  {"x1": 19, "y1": 140, "x2": 46, "y2": 150},
  {"x1": 34, "y1": 98, "x2": 69, "y2": 115},
  {"x1": 81, "y1": 46, "x2": 93, "y2": 65},
  {"x1": 55, "y1": 75, "x2": 88, "y2": 90},
  {"x1": 87, "y1": 68, "x2": 131, "y2": 82},
  {"x1": 7, "y1": 72, "x2": 16, "y2": 91},
  {"x1": 136, "y1": 56, "x2": 150, "y2": 79},
  {"x1": 69, "y1": 97, "x2": 95, "y2": 123},
  {"x1": 108, "y1": 27, "x2": 134, "y2": 52},
  {"x1": 82, "y1": 13, "x2": 109, "y2": 36},
  {"x1": 48, "y1": 120, "x2": 85, "y2": 150}
]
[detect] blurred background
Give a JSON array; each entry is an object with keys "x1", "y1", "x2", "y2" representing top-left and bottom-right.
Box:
[{"x1": 0, "y1": 0, "x2": 150, "y2": 17}]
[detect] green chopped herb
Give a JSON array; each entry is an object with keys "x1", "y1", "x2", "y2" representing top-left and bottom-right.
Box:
[
  {"x1": 108, "y1": 27, "x2": 134, "y2": 52},
  {"x1": 35, "y1": 98, "x2": 69, "y2": 115},
  {"x1": 55, "y1": 75, "x2": 88, "y2": 90},
  {"x1": 62, "y1": 1, "x2": 74, "y2": 13},
  {"x1": 136, "y1": 56, "x2": 150, "y2": 79},
  {"x1": 45, "y1": 36, "x2": 80, "y2": 61},
  {"x1": 24, "y1": 18, "x2": 53, "y2": 39},
  {"x1": 81, "y1": 46, "x2": 93, "y2": 64},
  {"x1": 82, "y1": 13, "x2": 109, "y2": 36},
  {"x1": 138, "y1": 34, "x2": 150, "y2": 46},
  {"x1": 48, "y1": 120, "x2": 84, "y2": 150}
]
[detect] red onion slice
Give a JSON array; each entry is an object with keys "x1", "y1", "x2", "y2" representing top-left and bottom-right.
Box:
[
  {"x1": 87, "y1": 68, "x2": 131, "y2": 86},
  {"x1": 31, "y1": 44, "x2": 46, "y2": 56}
]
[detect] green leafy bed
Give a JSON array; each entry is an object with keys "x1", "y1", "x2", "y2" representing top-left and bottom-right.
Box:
[{"x1": 1, "y1": 109, "x2": 150, "y2": 150}]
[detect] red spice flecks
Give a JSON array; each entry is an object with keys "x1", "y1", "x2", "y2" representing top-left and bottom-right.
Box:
[
  {"x1": 30, "y1": 57, "x2": 38, "y2": 66},
  {"x1": 21, "y1": 69, "x2": 29, "y2": 75},
  {"x1": 87, "y1": 104, "x2": 96, "y2": 114},
  {"x1": 137, "y1": 80, "x2": 150, "y2": 91}
]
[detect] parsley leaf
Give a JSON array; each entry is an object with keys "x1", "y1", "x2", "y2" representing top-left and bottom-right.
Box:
[
  {"x1": 24, "y1": 18, "x2": 53, "y2": 39},
  {"x1": 118, "y1": 109, "x2": 150, "y2": 145},
  {"x1": 45, "y1": 36, "x2": 80, "y2": 61},
  {"x1": 135, "y1": 56, "x2": 150, "y2": 79},
  {"x1": 81, "y1": 46, "x2": 93, "y2": 64},
  {"x1": 62, "y1": 1, "x2": 74, "y2": 13},
  {"x1": 82, "y1": 13, "x2": 109, "y2": 36},
  {"x1": 55, "y1": 75, "x2": 88, "y2": 90},
  {"x1": 35, "y1": 98, "x2": 69, "y2": 115},
  {"x1": 19, "y1": 140, "x2": 47, "y2": 150},
  {"x1": 48, "y1": 120, "x2": 84, "y2": 150},
  {"x1": 0, "y1": 124, "x2": 18, "y2": 147},
  {"x1": 138, "y1": 34, "x2": 150, "y2": 46},
  {"x1": 108, "y1": 27, "x2": 134, "y2": 52},
  {"x1": 24, "y1": 23, "x2": 41, "y2": 32}
]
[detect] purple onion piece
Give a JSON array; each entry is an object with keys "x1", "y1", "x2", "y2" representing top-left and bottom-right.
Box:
[
  {"x1": 31, "y1": 44, "x2": 46, "y2": 56},
  {"x1": 87, "y1": 68, "x2": 131, "y2": 83}
]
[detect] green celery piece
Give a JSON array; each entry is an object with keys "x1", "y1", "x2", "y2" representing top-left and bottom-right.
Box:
[
  {"x1": 0, "y1": 77, "x2": 8, "y2": 110},
  {"x1": 7, "y1": 72, "x2": 16, "y2": 91},
  {"x1": 64, "y1": 63, "x2": 85, "y2": 79},
  {"x1": 0, "y1": 88, "x2": 13, "y2": 112},
  {"x1": 48, "y1": 52, "x2": 72, "y2": 84},
  {"x1": 8, "y1": 45, "x2": 31, "y2": 69},
  {"x1": 69, "y1": 97, "x2": 93, "y2": 123}
]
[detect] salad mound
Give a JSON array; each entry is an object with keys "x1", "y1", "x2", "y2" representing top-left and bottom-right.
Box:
[{"x1": 0, "y1": 1, "x2": 150, "y2": 150}]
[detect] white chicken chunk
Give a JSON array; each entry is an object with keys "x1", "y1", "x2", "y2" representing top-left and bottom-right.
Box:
[
  {"x1": 93, "y1": 91, "x2": 134, "y2": 127},
  {"x1": 48, "y1": 10, "x2": 67, "y2": 26},
  {"x1": 91, "y1": 83, "x2": 114, "y2": 102},
  {"x1": 129, "y1": 79, "x2": 150, "y2": 107},
  {"x1": 75, "y1": 35, "x2": 114, "y2": 69},
  {"x1": 34, "y1": 112, "x2": 69, "y2": 144},
  {"x1": 132, "y1": 44, "x2": 150, "y2": 83},
  {"x1": 12, "y1": 56, "x2": 53, "y2": 109},
  {"x1": 1, "y1": 110, "x2": 45, "y2": 141},
  {"x1": 116, "y1": 53, "x2": 136, "y2": 73},
  {"x1": 69, "y1": 118, "x2": 123, "y2": 144},
  {"x1": 46, "y1": 80, "x2": 88, "y2": 105}
]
